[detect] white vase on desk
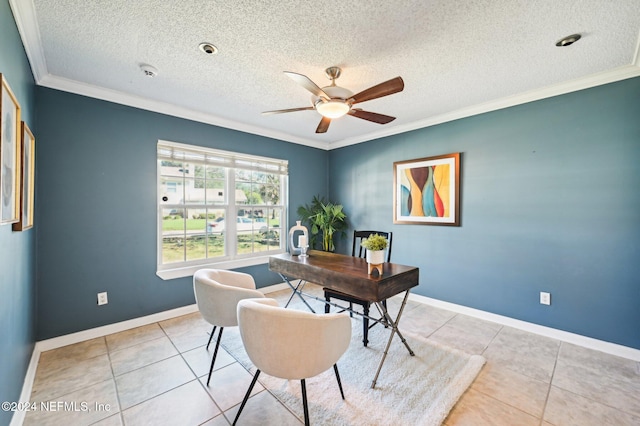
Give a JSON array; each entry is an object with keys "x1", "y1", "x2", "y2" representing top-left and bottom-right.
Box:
[
  {"x1": 366, "y1": 250, "x2": 385, "y2": 275},
  {"x1": 288, "y1": 221, "x2": 309, "y2": 256}
]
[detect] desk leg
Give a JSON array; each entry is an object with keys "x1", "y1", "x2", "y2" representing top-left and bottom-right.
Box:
[
  {"x1": 370, "y1": 290, "x2": 414, "y2": 389},
  {"x1": 280, "y1": 274, "x2": 316, "y2": 313}
]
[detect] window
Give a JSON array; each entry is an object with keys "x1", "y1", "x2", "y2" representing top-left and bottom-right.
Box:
[{"x1": 157, "y1": 140, "x2": 288, "y2": 279}]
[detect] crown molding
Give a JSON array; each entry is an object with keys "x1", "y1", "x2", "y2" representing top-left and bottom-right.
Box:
[
  {"x1": 34, "y1": 64, "x2": 640, "y2": 152},
  {"x1": 634, "y1": 27, "x2": 640, "y2": 66},
  {"x1": 11, "y1": 0, "x2": 640, "y2": 152},
  {"x1": 9, "y1": 0, "x2": 47, "y2": 82},
  {"x1": 36, "y1": 64, "x2": 640, "y2": 153},
  {"x1": 329, "y1": 64, "x2": 640, "y2": 150},
  {"x1": 37, "y1": 74, "x2": 328, "y2": 150},
  {"x1": 9, "y1": 0, "x2": 327, "y2": 149}
]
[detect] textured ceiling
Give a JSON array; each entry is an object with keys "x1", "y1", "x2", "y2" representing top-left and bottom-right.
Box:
[{"x1": 10, "y1": 0, "x2": 640, "y2": 149}]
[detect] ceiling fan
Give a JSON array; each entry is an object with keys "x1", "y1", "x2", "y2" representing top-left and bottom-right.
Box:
[{"x1": 263, "y1": 66, "x2": 404, "y2": 134}]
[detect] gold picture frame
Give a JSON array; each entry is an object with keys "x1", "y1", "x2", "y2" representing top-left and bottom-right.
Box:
[
  {"x1": 393, "y1": 152, "x2": 461, "y2": 226},
  {"x1": 1, "y1": 74, "x2": 22, "y2": 225},
  {"x1": 13, "y1": 122, "x2": 35, "y2": 231}
]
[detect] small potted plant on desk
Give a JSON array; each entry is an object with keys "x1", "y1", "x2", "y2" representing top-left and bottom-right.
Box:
[{"x1": 360, "y1": 233, "x2": 388, "y2": 275}]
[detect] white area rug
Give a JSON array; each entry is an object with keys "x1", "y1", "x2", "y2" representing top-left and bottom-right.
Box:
[{"x1": 223, "y1": 318, "x2": 485, "y2": 425}]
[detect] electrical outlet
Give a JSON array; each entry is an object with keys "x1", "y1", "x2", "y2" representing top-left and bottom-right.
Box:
[
  {"x1": 97, "y1": 292, "x2": 108, "y2": 306},
  {"x1": 540, "y1": 292, "x2": 551, "y2": 305}
]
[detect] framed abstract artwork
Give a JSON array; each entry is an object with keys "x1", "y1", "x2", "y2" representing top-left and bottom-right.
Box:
[
  {"x1": 1, "y1": 74, "x2": 21, "y2": 225},
  {"x1": 393, "y1": 152, "x2": 460, "y2": 226},
  {"x1": 13, "y1": 122, "x2": 35, "y2": 231}
]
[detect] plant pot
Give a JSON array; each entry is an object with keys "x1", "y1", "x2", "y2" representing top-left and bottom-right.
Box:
[{"x1": 366, "y1": 250, "x2": 385, "y2": 275}]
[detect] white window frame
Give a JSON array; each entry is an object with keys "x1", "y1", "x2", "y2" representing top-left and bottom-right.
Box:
[{"x1": 156, "y1": 140, "x2": 288, "y2": 280}]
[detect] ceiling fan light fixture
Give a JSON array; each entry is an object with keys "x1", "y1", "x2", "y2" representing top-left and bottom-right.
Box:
[
  {"x1": 316, "y1": 100, "x2": 350, "y2": 118},
  {"x1": 314, "y1": 84, "x2": 353, "y2": 118},
  {"x1": 264, "y1": 66, "x2": 403, "y2": 133}
]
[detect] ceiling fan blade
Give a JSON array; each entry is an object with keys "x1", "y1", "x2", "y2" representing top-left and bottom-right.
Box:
[
  {"x1": 284, "y1": 72, "x2": 330, "y2": 99},
  {"x1": 351, "y1": 77, "x2": 404, "y2": 104},
  {"x1": 262, "y1": 106, "x2": 314, "y2": 115},
  {"x1": 348, "y1": 109, "x2": 396, "y2": 124},
  {"x1": 316, "y1": 116, "x2": 331, "y2": 133}
]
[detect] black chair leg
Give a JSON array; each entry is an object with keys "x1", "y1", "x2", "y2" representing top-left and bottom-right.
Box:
[
  {"x1": 382, "y1": 300, "x2": 389, "y2": 328},
  {"x1": 363, "y1": 303, "x2": 369, "y2": 347},
  {"x1": 232, "y1": 369, "x2": 261, "y2": 426},
  {"x1": 324, "y1": 294, "x2": 330, "y2": 314},
  {"x1": 206, "y1": 325, "x2": 217, "y2": 349},
  {"x1": 333, "y1": 364, "x2": 345, "y2": 399},
  {"x1": 301, "y1": 379, "x2": 310, "y2": 426},
  {"x1": 206, "y1": 327, "x2": 224, "y2": 386}
]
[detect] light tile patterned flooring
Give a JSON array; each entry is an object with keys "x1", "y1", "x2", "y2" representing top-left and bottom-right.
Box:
[{"x1": 23, "y1": 284, "x2": 640, "y2": 425}]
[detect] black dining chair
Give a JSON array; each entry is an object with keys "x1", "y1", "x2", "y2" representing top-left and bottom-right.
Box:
[{"x1": 323, "y1": 230, "x2": 392, "y2": 346}]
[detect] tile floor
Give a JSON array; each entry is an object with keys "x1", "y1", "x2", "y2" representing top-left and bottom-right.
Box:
[{"x1": 22, "y1": 284, "x2": 640, "y2": 425}]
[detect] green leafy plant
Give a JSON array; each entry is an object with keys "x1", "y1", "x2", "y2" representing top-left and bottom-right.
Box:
[
  {"x1": 297, "y1": 195, "x2": 347, "y2": 252},
  {"x1": 360, "y1": 234, "x2": 388, "y2": 251}
]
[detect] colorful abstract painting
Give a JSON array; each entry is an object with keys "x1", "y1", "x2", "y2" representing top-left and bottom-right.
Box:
[{"x1": 394, "y1": 153, "x2": 460, "y2": 226}]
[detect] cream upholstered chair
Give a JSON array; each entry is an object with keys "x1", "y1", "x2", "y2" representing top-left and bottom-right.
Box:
[
  {"x1": 233, "y1": 298, "x2": 352, "y2": 426},
  {"x1": 193, "y1": 269, "x2": 264, "y2": 386}
]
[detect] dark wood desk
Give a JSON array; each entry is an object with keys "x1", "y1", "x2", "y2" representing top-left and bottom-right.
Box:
[
  {"x1": 269, "y1": 250, "x2": 419, "y2": 388},
  {"x1": 270, "y1": 250, "x2": 418, "y2": 301}
]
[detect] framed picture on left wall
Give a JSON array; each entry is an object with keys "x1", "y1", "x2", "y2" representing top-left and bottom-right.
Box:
[
  {"x1": 13, "y1": 122, "x2": 35, "y2": 231},
  {"x1": 0, "y1": 74, "x2": 22, "y2": 225}
]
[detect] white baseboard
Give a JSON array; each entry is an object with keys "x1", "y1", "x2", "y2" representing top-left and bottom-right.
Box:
[
  {"x1": 15, "y1": 282, "x2": 639, "y2": 425},
  {"x1": 34, "y1": 283, "x2": 289, "y2": 353},
  {"x1": 408, "y1": 293, "x2": 640, "y2": 362},
  {"x1": 31, "y1": 282, "x2": 640, "y2": 360},
  {"x1": 10, "y1": 347, "x2": 40, "y2": 426},
  {"x1": 14, "y1": 281, "x2": 290, "y2": 424},
  {"x1": 13, "y1": 303, "x2": 200, "y2": 425},
  {"x1": 35, "y1": 304, "x2": 200, "y2": 352}
]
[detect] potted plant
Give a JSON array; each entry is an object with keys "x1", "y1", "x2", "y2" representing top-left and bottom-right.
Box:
[
  {"x1": 297, "y1": 195, "x2": 348, "y2": 252},
  {"x1": 361, "y1": 234, "x2": 388, "y2": 275}
]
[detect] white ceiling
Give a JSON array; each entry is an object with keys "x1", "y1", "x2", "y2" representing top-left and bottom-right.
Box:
[{"x1": 10, "y1": 0, "x2": 640, "y2": 150}]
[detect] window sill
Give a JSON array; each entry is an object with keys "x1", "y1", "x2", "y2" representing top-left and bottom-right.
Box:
[{"x1": 156, "y1": 253, "x2": 281, "y2": 280}]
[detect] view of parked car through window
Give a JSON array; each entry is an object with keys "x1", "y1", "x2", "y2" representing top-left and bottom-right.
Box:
[
  {"x1": 207, "y1": 217, "x2": 269, "y2": 234},
  {"x1": 157, "y1": 141, "x2": 287, "y2": 270}
]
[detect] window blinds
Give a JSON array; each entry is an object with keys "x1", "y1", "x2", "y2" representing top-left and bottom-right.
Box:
[{"x1": 157, "y1": 140, "x2": 288, "y2": 175}]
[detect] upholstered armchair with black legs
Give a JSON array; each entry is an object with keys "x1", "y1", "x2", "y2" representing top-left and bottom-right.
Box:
[
  {"x1": 233, "y1": 298, "x2": 351, "y2": 426},
  {"x1": 324, "y1": 230, "x2": 393, "y2": 346},
  {"x1": 193, "y1": 269, "x2": 264, "y2": 386}
]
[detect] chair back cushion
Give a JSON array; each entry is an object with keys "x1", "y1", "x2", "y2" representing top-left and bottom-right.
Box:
[
  {"x1": 238, "y1": 299, "x2": 351, "y2": 380},
  {"x1": 193, "y1": 269, "x2": 264, "y2": 327}
]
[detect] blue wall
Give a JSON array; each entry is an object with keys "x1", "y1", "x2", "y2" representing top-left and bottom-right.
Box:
[
  {"x1": 0, "y1": 1, "x2": 37, "y2": 424},
  {"x1": 329, "y1": 77, "x2": 640, "y2": 349},
  {"x1": 34, "y1": 87, "x2": 328, "y2": 340},
  {"x1": 3, "y1": 5, "x2": 639, "y2": 421}
]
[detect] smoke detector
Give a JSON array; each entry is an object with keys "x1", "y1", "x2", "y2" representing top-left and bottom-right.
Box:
[{"x1": 140, "y1": 64, "x2": 158, "y2": 78}]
